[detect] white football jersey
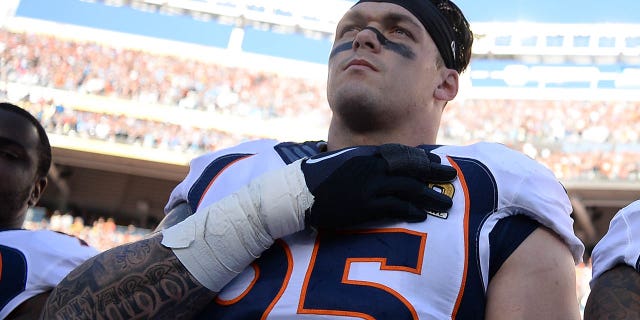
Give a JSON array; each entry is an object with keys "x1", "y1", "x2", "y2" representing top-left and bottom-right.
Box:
[
  {"x1": 166, "y1": 139, "x2": 584, "y2": 319},
  {"x1": 591, "y1": 199, "x2": 640, "y2": 284},
  {"x1": 0, "y1": 229, "x2": 99, "y2": 318}
]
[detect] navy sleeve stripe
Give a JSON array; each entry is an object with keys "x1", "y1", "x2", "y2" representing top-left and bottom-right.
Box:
[
  {"x1": 274, "y1": 141, "x2": 323, "y2": 164},
  {"x1": 0, "y1": 245, "x2": 28, "y2": 312},
  {"x1": 187, "y1": 153, "x2": 254, "y2": 213},
  {"x1": 488, "y1": 215, "x2": 540, "y2": 281}
]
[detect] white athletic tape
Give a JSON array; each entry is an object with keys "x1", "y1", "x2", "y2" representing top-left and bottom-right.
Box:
[{"x1": 161, "y1": 159, "x2": 313, "y2": 292}]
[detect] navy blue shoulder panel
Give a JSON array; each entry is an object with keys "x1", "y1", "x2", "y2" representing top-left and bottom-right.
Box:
[
  {"x1": 187, "y1": 153, "x2": 254, "y2": 213},
  {"x1": 0, "y1": 245, "x2": 28, "y2": 312},
  {"x1": 274, "y1": 141, "x2": 325, "y2": 164},
  {"x1": 448, "y1": 155, "x2": 498, "y2": 319},
  {"x1": 488, "y1": 215, "x2": 539, "y2": 280}
]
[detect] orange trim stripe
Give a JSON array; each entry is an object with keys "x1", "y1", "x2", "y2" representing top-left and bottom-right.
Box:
[
  {"x1": 339, "y1": 228, "x2": 426, "y2": 274},
  {"x1": 343, "y1": 277, "x2": 419, "y2": 320},
  {"x1": 450, "y1": 156, "x2": 471, "y2": 318},
  {"x1": 298, "y1": 229, "x2": 424, "y2": 320},
  {"x1": 299, "y1": 235, "x2": 321, "y2": 313},
  {"x1": 262, "y1": 240, "x2": 294, "y2": 320},
  {"x1": 213, "y1": 240, "x2": 294, "y2": 319}
]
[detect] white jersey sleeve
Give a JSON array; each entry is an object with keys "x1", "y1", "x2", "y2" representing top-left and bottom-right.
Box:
[
  {"x1": 0, "y1": 229, "x2": 99, "y2": 318},
  {"x1": 433, "y1": 142, "x2": 585, "y2": 291},
  {"x1": 590, "y1": 199, "x2": 640, "y2": 284}
]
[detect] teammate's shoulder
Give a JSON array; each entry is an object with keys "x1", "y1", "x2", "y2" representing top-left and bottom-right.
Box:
[
  {"x1": 591, "y1": 199, "x2": 640, "y2": 280},
  {"x1": 616, "y1": 199, "x2": 640, "y2": 217},
  {"x1": 31, "y1": 229, "x2": 91, "y2": 246},
  {"x1": 0, "y1": 229, "x2": 94, "y2": 250},
  {"x1": 608, "y1": 199, "x2": 640, "y2": 230}
]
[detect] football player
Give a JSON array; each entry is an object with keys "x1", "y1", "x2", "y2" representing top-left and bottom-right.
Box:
[
  {"x1": 584, "y1": 200, "x2": 640, "y2": 319},
  {"x1": 0, "y1": 102, "x2": 98, "y2": 319},
  {"x1": 44, "y1": 1, "x2": 584, "y2": 319}
]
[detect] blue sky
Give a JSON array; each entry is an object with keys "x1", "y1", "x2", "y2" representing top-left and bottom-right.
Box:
[
  {"x1": 455, "y1": 0, "x2": 640, "y2": 23},
  {"x1": 17, "y1": 0, "x2": 640, "y2": 25}
]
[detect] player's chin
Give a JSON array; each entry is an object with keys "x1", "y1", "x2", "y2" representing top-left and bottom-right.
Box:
[{"x1": 331, "y1": 79, "x2": 378, "y2": 101}]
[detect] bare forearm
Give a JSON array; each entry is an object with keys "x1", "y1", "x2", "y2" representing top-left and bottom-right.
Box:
[
  {"x1": 42, "y1": 233, "x2": 215, "y2": 319},
  {"x1": 584, "y1": 264, "x2": 640, "y2": 320}
]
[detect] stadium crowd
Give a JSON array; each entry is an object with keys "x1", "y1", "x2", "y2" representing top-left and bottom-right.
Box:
[
  {"x1": 442, "y1": 98, "x2": 640, "y2": 181},
  {"x1": 11, "y1": 95, "x2": 640, "y2": 183},
  {"x1": 2, "y1": 28, "x2": 639, "y2": 182},
  {"x1": 0, "y1": 29, "x2": 329, "y2": 119},
  {"x1": 22, "y1": 211, "x2": 148, "y2": 252},
  {"x1": 20, "y1": 98, "x2": 256, "y2": 154}
]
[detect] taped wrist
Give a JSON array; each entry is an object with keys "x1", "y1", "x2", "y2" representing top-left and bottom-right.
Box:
[{"x1": 161, "y1": 159, "x2": 313, "y2": 292}]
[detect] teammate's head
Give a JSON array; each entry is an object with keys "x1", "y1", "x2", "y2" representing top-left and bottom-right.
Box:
[
  {"x1": 0, "y1": 102, "x2": 51, "y2": 227},
  {"x1": 0, "y1": 103, "x2": 51, "y2": 179}
]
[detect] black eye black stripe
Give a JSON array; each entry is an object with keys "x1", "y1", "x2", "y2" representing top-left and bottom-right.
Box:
[{"x1": 329, "y1": 26, "x2": 416, "y2": 60}]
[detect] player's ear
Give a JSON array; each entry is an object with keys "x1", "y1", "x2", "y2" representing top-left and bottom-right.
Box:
[
  {"x1": 27, "y1": 177, "x2": 47, "y2": 207},
  {"x1": 434, "y1": 68, "x2": 459, "y2": 102}
]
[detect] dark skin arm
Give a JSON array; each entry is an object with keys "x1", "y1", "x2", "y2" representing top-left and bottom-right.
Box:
[
  {"x1": 42, "y1": 233, "x2": 215, "y2": 319},
  {"x1": 584, "y1": 264, "x2": 640, "y2": 320},
  {"x1": 7, "y1": 292, "x2": 50, "y2": 320}
]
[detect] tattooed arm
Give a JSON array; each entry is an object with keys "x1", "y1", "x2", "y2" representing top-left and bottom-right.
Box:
[
  {"x1": 584, "y1": 264, "x2": 640, "y2": 320},
  {"x1": 42, "y1": 233, "x2": 215, "y2": 319}
]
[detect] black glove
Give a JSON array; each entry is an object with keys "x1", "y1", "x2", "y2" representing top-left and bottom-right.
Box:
[{"x1": 301, "y1": 144, "x2": 457, "y2": 229}]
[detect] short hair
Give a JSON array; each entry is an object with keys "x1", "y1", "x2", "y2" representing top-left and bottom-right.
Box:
[
  {"x1": 431, "y1": 0, "x2": 473, "y2": 73},
  {"x1": 0, "y1": 102, "x2": 52, "y2": 179}
]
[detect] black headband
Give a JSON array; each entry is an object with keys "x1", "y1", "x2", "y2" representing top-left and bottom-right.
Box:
[{"x1": 353, "y1": 0, "x2": 457, "y2": 71}]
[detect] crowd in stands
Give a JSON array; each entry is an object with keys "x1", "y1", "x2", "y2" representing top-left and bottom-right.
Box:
[
  {"x1": 20, "y1": 98, "x2": 255, "y2": 154},
  {"x1": 442, "y1": 98, "x2": 640, "y2": 181},
  {"x1": 0, "y1": 29, "x2": 329, "y2": 120},
  {"x1": 13, "y1": 95, "x2": 640, "y2": 182},
  {"x1": 2, "y1": 28, "x2": 639, "y2": 182},
  {"x1": 23, "y1": 210, "x2": 149, "y2": 252}
]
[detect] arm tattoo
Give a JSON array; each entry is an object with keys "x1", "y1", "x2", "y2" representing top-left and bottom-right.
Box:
[
  {"x1": 584, "y1": 264, "x2": 640, "y2": 320},
  {"x1": 42, "y1": 233, "x2": 216, "y2": 319}
]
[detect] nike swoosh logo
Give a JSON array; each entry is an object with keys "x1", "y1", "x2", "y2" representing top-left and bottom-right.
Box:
[{"x1": 305, "y1": 147, "x2": 358, "y2": 164}]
